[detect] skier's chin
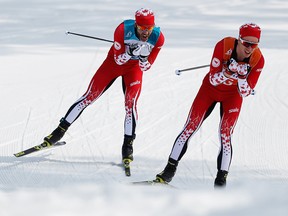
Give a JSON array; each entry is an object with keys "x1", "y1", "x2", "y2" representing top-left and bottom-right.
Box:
[
  {"x1": 244, "y1": 50, "x2": 253, "y2": 57},
  {"x1": 245, "y1": 50, "x2": 251, "y2": 55},
  {"x1": 140, "y1": 35, "x2": 149, "y2": 42}
]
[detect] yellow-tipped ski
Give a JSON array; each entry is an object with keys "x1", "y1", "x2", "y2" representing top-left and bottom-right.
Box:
[{"x1": 14, "y1": 141, "x2": 66, "y2": 157}]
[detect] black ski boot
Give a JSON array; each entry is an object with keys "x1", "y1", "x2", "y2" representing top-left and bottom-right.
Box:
[
  {"x1": 44, "y1": 118, "x2": 70, "y2": 145},
  {"x1": 214, "y1": 170, "x2": 228, "y2": 188},
  {"x1": 122, "y1": 135, "x2": 135, "y2": 162},
  {"x1": 156, "y1": 158, "x2": 178, "y2": 183}
]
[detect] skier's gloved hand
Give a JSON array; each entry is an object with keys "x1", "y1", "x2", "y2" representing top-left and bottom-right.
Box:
[
  {"x1": 139, "y1": 44, "x2": 151, "y2": 62},
  {"x1": 127, "y1": 44, "x2": 143, "y2": 56},
  {"x1": 224, "y1": 58, "x2": 238, "y2": 78},
  {"x1": 237, "y1": 63, "x2": 250, "y2": 79},
  {"x1": 228, "y1": 58, "x2": 239, "y2": 74}
]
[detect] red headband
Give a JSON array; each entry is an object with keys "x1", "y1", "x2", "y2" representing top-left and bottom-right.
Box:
[
  {"x1": 239, "y1": 23, "x2": 261, "y2": 41},
  {"x1": 135, "y1": 8, "x2": 155, "y2": 26}
]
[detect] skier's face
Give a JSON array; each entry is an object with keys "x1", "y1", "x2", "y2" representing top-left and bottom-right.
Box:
[
  {"x1": 136, "y1": 24, "x2": 154, "y2": 42},
  {"x1": 238, "y1": 36, "x2": 259, "y2": 58}
]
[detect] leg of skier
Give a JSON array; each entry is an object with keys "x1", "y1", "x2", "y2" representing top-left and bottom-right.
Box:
[
  {"x1": 121, "y1": 69, "x2": 143, "y2": 162},
  {"x1": 44, "y1": 60, "x2": 118, "y2": 145},
  {"x1": 156, "y1": 85, "x2": 216, "y2": 183},
  {"x1": 214, "y1": 96, "x2": 242, "y2": 187}
]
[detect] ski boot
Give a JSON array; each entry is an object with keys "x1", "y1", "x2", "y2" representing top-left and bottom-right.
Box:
[
  {"x1": 44, "y1": 118, "x2": 70, "y2": 146},
  {"x1": 156, "y1": 158, "x2": 178, "y2": 183},
  {"x1": 214, "y1": 170, "x2": 228, "y2": 188},
  {"x1": 122, "y1": 135, "x2": 135, "y2": 163}
]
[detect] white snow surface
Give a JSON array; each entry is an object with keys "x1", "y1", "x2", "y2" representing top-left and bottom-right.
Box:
[{"x1": 1, "y1": 0, "x2": 288, "y2": 215}]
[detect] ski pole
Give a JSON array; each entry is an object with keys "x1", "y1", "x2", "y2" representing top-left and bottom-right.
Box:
[
  {"x1": 175, "y1": 64, "x2": 210, "y2": 75},
  {"x1": 175, "y1": 64, "x2": 256, "y2": 95},
  {"x1": 66, "y1": 31, "x2": 114, "y2": 43}
]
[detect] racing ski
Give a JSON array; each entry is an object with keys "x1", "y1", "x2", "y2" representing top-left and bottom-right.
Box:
[
  {"x1": 14, "y1": 141, "x2": 66, "y2": 157},
  {"x1": 131, "y1": 178, "x2": 176, "y2": 188}
]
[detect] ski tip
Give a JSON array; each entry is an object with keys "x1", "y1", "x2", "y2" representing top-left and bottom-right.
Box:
[{"x1": 13, "y1": 152, "x2": 25, "y2": 157}]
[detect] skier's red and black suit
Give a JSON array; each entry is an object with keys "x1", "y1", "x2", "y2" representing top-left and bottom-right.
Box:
[
  {"x1": 62, "y1": 20, "x2": 164, "y2": 138},
  {"x1": 169, "y1": 37, "x2": 264, "y2": 172}
]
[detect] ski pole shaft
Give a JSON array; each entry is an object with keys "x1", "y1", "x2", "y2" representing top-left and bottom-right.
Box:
[
  {"x1": 175, "y1": 64, "x2": 210, "y2": 75},
  {"x1": 65, "y1": 31, "x2": 114, "y2": 43}
]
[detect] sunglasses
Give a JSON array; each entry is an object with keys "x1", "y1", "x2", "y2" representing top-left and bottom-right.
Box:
[
  {"x1": 239, "y1": 37, "x2": 258, "y2": 49},
  {"x1": 136, "y1": 25, "x2": 154, "y2": 31}
]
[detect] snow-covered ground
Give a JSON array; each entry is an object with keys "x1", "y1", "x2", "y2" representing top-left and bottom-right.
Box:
[{"x1": 1, "y1": 0, "x2": 288, "y2": 215}]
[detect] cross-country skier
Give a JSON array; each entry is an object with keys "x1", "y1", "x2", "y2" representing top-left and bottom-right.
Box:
[
  {"x1": 43, "y1": 8, "x2": 164, "y2": 168},
  {"x1": 156, "y1": 23, "x2": 264, "y2": 187}
]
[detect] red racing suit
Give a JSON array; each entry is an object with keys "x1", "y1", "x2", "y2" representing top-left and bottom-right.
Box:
[
  {"x1": 169, "y1": 37, "x2": 264, "y2": 172},
  {"x1": 63, "y1": 20, "x2": 164, "y2": 138}
]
